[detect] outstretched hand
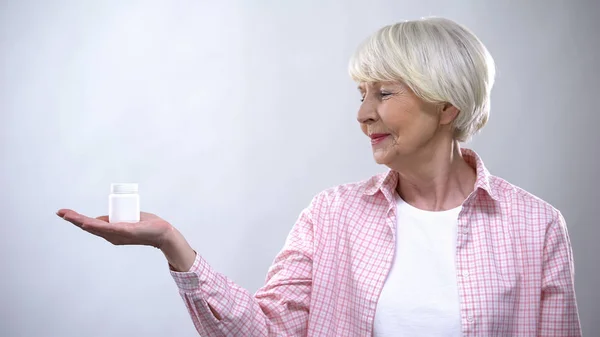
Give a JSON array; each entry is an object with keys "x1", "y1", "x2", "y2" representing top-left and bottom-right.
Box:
[{"x1": 56, "y1": 209, "x2": 174, "y2": 249}]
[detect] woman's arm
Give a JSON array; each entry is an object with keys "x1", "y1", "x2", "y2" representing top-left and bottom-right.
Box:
[
  {"x1": 538, "y1": 211, "x2": 581, "y2": 336},
  {"x1": 169, "y1": 204, "x2": 315, "y2": 337},
  {"x1": 160, "y1": 226, "x2": 197, "y2": 272},
  {"x1": 58, "y1": 193, "x2": 319, "y2": 337}
]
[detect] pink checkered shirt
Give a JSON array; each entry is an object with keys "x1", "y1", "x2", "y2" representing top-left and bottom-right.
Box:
[{"x1": 171, "y1": 148, "x2": 581, "y2": 336}]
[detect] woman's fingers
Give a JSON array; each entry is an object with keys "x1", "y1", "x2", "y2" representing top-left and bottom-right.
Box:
[
  {"x1": 57, "y1": 209, "x2": 85, "y2": 227},
  {"x1": 58, "y1": 209, "x2": 113, "y2": 232},
  {"x1": 140, "y1": 212, "x2": 158, "y2": 221},
  {"x1": 56, "y1": 209, "x2": 166, "y2": 247},
  {"x1": 95, "y1": 215, "x2": 109, "y2": 222},
  {"x1": 59, "y1": 211, "x2": 156, "y2": 223},
  {"x1": 56, "y1": 209, "x2": 73, "y2": 218}
]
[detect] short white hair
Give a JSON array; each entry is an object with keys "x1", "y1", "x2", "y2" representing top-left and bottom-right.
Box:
[{"x1": 349, "y1": 17, "x2": 496, "y2": 142}]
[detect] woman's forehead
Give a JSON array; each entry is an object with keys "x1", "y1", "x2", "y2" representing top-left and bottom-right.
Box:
[{"x1": 358, "y1": 81, "x2": 405, "y2": 90}]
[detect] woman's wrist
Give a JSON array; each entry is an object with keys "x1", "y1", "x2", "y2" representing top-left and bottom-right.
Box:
[{"x1": 160, "y1": 226, "x2": 197, "y2": 272}]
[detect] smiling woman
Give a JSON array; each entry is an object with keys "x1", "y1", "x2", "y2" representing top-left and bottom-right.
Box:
[
  {"x1": 350, "y1": 17, "x2": 494, "y2": 144},
  {"x1": 57, "y1": 16, "x2": 581, "y2": 337}
]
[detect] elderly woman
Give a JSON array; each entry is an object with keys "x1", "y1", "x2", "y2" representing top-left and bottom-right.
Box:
[{"x1": 57, "y1": 17, "x2": 581, "y2": 336}]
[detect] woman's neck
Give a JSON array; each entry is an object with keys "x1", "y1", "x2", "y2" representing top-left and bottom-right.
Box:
[{"x1": 392, "y1": 140, "x2": 476, "y2": 211}]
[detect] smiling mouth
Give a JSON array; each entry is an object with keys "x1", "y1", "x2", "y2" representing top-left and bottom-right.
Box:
[{"x1": 369, "y1": 133, "x2": 390, "y2": 145}]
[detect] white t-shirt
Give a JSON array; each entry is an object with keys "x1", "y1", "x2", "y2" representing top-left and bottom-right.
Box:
[{"x1": 373, "y1": 195, "x2": 463, "y2": 337}]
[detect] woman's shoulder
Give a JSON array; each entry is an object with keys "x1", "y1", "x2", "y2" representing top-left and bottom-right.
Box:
[
  {"x1": 488, "y1": 174, "x2": 563, "y2": 222},
  {"x1": 311, "y1": 171, "x2": 389, "y2": 207}
]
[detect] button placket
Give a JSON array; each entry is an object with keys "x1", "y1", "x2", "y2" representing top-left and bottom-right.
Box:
[{"x1": 457, "y1": 200, "x2": 476, "y2": 331}]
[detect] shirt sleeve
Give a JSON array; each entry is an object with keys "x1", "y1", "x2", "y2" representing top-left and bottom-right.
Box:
[
  {"x1": 170, "y1": 197, "x2": 318, "y2": 337},
  {"x1": 538, "y1": 211, "x2": 581, "y2": 336}
]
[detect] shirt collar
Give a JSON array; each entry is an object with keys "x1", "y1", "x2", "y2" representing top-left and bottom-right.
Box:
[{"x1": 363, "y1": 148, "x2": 500, "y2": 202}]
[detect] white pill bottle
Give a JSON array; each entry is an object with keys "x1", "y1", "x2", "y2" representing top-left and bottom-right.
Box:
[{"x1": 109, "y1": 183, "x2": 140, "y2": 223}]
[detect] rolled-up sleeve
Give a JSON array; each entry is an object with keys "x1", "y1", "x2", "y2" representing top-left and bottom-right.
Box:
[
  {"x1": 170, "y1": 196, "x2": 318, "y2": 337},
  {"x1": 538, "y1": 211, "x2": 581, "y2": 336}
]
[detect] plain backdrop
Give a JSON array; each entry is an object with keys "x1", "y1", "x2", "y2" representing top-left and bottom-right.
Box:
[{"x1": 1, "y1": 0, "x2": 599, "y2": 336}]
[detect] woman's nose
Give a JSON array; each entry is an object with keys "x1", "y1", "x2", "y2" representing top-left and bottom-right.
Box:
[{"x1": 357, "y1": 100, "x2": 378, "y2": 125}]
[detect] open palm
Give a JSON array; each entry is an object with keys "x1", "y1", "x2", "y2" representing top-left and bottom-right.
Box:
[{"x1": 57, "y1": 209, "x2": 173, "y2": 249}]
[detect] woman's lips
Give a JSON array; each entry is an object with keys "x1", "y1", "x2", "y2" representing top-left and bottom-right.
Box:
[{"x1": 369, "y1": 133, "x2": 390, "y2": 145}]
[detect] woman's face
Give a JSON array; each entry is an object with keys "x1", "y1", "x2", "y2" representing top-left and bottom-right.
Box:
[{"x1": 357, "y1": 81, "x2": 450, "y2": 166}]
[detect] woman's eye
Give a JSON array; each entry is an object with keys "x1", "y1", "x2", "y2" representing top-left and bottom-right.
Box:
[{"x1": 359, "y1": 92, "x2": 392, "y2": 102}]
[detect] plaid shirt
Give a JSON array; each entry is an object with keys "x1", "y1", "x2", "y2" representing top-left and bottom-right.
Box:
[{"x1": 171, "y1": 148, "x2": 581, "y2": 336}]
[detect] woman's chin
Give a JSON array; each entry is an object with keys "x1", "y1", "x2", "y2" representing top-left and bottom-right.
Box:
[{"x1": 372, "y1": 151, "x2": 392, "y2": 165}]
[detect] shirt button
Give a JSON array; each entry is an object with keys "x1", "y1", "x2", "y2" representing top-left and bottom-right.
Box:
[
  {"x1": 462, "y1": 228, "x2": 469, "y2": 234},
  {"x1": 467, "y1": 316, "x2": 474, "y2": 322},
  {"x1": 462, "y1": 271, "x2": 470, "y2": 277}
]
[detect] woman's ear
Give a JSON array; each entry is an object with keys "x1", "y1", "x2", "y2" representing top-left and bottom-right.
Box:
[{"x1": 439, "y1": 102, "x2": 460, "y2": 126}]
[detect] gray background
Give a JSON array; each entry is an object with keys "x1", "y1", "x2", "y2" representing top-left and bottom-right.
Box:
[{"x1": 1, "y1": 0, "x2": 598, "y2": 336}]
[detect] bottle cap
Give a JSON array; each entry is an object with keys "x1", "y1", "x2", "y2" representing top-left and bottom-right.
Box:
[{"x1": 111, "y1": 183, "x2": 138, "y2": 194}]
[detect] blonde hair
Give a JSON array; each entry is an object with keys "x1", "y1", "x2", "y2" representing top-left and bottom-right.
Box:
[{"x1": 348, "y1": 17, "x2": 496, "y2": 142}]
